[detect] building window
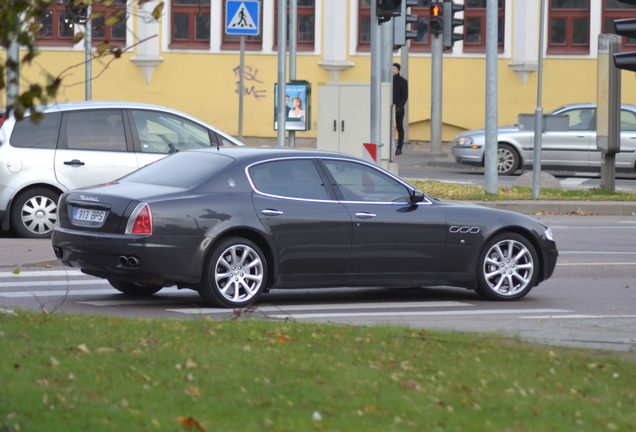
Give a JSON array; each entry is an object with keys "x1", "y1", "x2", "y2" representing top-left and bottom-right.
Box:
[
  {"x1": 548, "y1": 0, "x2": 590, "y2": 55},
  {"x1": 273, "y1": 0, "x2": 315, "y2": 51},
  {"x1": 221, "y1": 1, "x2": 262, "y2": 50},
  {"x1": 463, "y1": 0, "x2": 504, "y2": 53},
  {"x1": 91, "y1": 0, "x2": 127, "y2": 46},
  {"x1": 37, "y1": 0, "x2": 75, "y2": 46},
  {"x1": 604, "y1": 0, "x2": 636, "y2": 50},
  {"x1": 170, "y1": 0, "x2": 210, "y2": 49}
]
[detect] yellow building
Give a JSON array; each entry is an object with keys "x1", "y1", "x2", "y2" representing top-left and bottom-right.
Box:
[{"x1": 3, "y1": 0, "x2": 636, "y2": 143}]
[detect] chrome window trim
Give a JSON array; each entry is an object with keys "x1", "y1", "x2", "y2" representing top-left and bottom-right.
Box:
[{"x1": 244, "y1": 156, "x2": 433, "y2": 206}]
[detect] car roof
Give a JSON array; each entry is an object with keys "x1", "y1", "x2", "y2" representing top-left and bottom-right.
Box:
[
  {"x1": 184, "y1": 146, "x2": 369, "y2": 164},
  {"x1": 552, "y1": 102, "x2": 636, "y2": 111},
  {"x1": 27, "y1": 100, "x2": 243, "y2": 145}
]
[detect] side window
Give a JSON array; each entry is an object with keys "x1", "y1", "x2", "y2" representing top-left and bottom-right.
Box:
[
  {"x1": 249, "y1": 159, "x2": 329, "y2": 200},
  {"x1": 65, "y1": 110, "x2": 126, "y2": 151},
  {"x1": 323, "y1": 160, "x2": 410, "y2": 203},
  {"x1": 620, "y1": 109, "x2": 636, "y2": 131},
  {"x1": 132, "y1": 110, "x2": 213, "y2": 154},
  {"x1": 566, "y1": 108, "x2": 595, "y2": 131},
  {"x1": 10, "y1": 112, "x2": 62, "y2": 149}
]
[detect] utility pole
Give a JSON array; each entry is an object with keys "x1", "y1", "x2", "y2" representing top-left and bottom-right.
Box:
[
  {"x1": 483, "y1": 0, "x2": 498, "y2": 194},
  {"x1": 276, "y1": 0, "x2": 287, "y2": 147},
  {"x1": 288, "y1": 0, "x2": 297, "y2": 147}
]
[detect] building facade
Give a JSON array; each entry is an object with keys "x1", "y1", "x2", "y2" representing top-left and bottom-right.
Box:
[{"x1": 3, "y1": 0, "x2": 636, "y2": 142}]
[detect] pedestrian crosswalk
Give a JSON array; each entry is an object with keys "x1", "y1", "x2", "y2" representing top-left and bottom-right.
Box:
[{"x1": 0, "y1": 268, "x2": 574, "y2": 319}]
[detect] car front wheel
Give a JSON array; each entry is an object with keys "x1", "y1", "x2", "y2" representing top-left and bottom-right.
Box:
[
  {"x1": 109, "y1": 279, "x2": 163, "y2": 296},
  {"x1": 10, "y1": 188, "x2": 60, "y2": 239},
  {"x1": 475, "y1": 232, "x2": 539, "y2": 301},
  {"x1": 497, "y1": 144, "x2": 520, "y2": 176},
  {"x1": 199, "y1": 237, "x2": 268, "y2": 308}
]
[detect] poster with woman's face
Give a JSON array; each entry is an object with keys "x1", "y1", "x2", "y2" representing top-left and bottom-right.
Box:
[{"x1": 274, "y1": 82, "x2": 310, "y2": 131}]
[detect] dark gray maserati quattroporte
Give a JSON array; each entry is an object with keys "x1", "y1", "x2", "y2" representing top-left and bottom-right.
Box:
[{"x1": 52, "y1": 147, "x2": 558, "y2": 308}]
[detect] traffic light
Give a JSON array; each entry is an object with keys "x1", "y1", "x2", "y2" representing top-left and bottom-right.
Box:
[
  {"x1": 393, "y1": 0, "x2": 419, "y2": 47},
  {"x1": 612, "y1": 18, "x2": 636, "y2": 72},
  {"x1": 377, "y1": 0, "x2": 402, "y2": 24},
  {"x1": 64, "y1": 0, "x2": 87, "y2": 25},
  {"x1": 429, "y1": 2, "x2": 443, "y2": 36},
  {"x1": 443, "y1": 1, "x2": 464, "y2": 48}
]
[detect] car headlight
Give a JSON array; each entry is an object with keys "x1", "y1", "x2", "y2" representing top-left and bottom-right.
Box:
[
  {"x1": 544, "y1": 227, "x2": 554, "y2": 241},
  {"x1": 456, "y1": 136, "x2": 473, "y2": 146}
]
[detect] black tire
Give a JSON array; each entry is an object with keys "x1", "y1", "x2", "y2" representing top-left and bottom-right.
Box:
[
  {"x1": 109, "y1": 279, "x2": 163, "y2": 296},
  {"x1": 497, "y1": 143, "x2": 520, "y2": 176},
  {"x1": 10, "y1": 188, "x2": 60, "y2": 239},
  {"x1": 475, "y1": 232, "x2": 539, "y2": 301},
  {"x1": 199, "y1": 237, "x2": 267, "y2": 308}
]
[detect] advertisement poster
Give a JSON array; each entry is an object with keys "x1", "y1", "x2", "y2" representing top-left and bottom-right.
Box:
[{"x1": 274, "y1": 81, "x2": 311, "y2": 131}]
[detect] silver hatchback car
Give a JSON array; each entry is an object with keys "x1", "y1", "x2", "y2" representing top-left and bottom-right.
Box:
[
  {"x1": 452, "y1": 103, "x2": 636, "y2": 175},
  {"x1": 0, "y1": 101, "x2": 243, "y2": 238}
]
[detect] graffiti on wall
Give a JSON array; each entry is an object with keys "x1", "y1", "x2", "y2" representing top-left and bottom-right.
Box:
[{"x1": 234, "y1": 65, "x2": 267, "y2": 98}]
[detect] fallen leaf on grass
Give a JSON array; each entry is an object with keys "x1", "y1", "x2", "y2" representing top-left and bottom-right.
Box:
[
  {"x1": 176, "y1": 416, "x2": 207, "y2": 431},
  {"x1": 278, "y1": 334, "x2": 291, "y2": 343},
  {"x1": 186, "y1": 386, "x2": 201, "y2": 397},
  {"x1": 400, "y1": 381, "x2": 420, "y2": 390}
]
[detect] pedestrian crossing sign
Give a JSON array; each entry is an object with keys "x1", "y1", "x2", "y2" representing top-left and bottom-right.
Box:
[{"x1": 226, "y1": 1, "x2": 260, "y2": 36}]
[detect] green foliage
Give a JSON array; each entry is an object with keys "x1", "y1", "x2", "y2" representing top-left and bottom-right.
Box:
[
  {"x1": 1, "y1": 311, "x2": 635, "y2": 431},
  {"x1": 410, "y1": 180, "x2": 636, "y2": 202},
  {"x1": 0, "y1": 0, "x2": 162, "y2": 119}
]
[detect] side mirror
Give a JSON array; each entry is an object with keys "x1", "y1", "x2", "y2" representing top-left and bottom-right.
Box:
[{"x1": 410, "y1": 190, "x2": 425, "y2": 204}]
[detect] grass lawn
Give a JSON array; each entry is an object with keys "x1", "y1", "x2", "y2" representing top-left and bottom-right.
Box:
[
  {"x1": 1, "y1": 311, "x2": 635, "y2": 431},
  {"x1": 409, "y1": 180, "x2": 636, "y2": 202}
]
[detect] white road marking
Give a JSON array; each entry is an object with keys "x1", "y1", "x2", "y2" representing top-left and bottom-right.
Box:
[
  {"x1": 0, "y1": 287, "x2": 183, "y2": 298},
  {"x1": 0, "y1": 279, "x2": 108, "y2": 289},
  {"x1": 0, "y1": 270, "x2": 85, "y2": 278},
  {"x1": 521, "y1": 314, "x2": 636, "y2": 319},
  {"x1": 263, "y1": 309, "x2": 571, "y2": 320}
]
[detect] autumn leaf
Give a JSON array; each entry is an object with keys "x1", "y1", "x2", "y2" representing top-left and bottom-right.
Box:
[
  {"x1": 278, "y1": 334, "x2": 291, "y2": 343},
  {"x1": 186, "y1": 386, "x2": 201, "y2": 397},
  {"x1": 400, "y1": 381, "x2": 420, "y2": 390},
  {"x1": 176, "y1": 416, "x2": 207, "y2": 431}
]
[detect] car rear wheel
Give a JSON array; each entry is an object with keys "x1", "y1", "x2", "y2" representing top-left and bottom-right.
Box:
[
  {"x1": 475, "y1": 232, "x2": 539, "y2": 301},
  {"x1": 10, "y1": 188, "x2": 60, "y2": 239},
  {"x1": 199, "y1": 237, "x2": 267, "y2": 308},
  {"x1": 109, "y1": 279, "x2": 163, "y2": 296},
  {"x1": 497, "y1": 144, "x2": 519, "y2": 176}
]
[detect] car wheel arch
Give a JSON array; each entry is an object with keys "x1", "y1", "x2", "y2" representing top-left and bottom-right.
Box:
[
  {"x1": 201, "y1": 228, "x2": 277, "y2": 289},
  {"x1": 476, "y1": 226, "x2": 545, "y2": 282},
  {"x1": 7, "y1": 184, "x2": 65, "y2": 238}
]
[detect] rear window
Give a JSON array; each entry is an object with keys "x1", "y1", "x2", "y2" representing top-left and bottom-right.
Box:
[
  {"x1": 120, "y1": 151, "x2": 234, "y2": 188},
  {"x1": 10, "y1": 112, "x2": 62, "y2": 149}
]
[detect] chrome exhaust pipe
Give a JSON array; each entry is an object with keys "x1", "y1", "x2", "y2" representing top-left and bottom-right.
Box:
[{"x1": 119, "y1": 255, "x2": 141, "y2": 267}]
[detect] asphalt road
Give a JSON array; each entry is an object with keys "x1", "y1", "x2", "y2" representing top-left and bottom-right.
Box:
[{"x1": 1, "y1": 215, "x2": 635, "y2": 354}]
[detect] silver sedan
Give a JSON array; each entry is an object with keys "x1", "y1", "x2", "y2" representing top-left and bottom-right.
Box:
[{"x1": 452, "y1": 103, "x2": 636, "y2": 175}]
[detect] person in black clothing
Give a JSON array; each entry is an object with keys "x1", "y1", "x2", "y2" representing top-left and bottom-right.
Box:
[{"x1": 392, "y1": 63, "x2": 408, "y2": 155}]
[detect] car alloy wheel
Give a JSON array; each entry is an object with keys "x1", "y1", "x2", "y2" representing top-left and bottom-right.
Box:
[
  {"x1": 10, "y1": 187, "x2": 60, "y2": 238},
  {"x1": 476, "y1": 232, "x2": 539, "y2": 300},
  {"x1": 497, "y1": 144, "x2": 519, "y2": 176},
  {"x1": 199, "y1": 237, "x2": 267, "y2": 308}
]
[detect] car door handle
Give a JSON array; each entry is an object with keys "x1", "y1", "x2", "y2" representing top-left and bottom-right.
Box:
[
  {"x1": 63, "y1": 159, "x2": 86, "y2": 166},
  {"x1": 354, "y1": 212, "x2": 376, "y2": 219},
  {"x1": 261, "y1": 209, "x2": 283, "y2": 216}
]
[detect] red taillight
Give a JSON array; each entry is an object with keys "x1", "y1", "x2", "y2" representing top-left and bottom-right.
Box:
[
  {"x1": 127, "y1": 203, "x2": 152, "y2": 234},
  {"x1": 0, "y1": 115, "x2": 6, "y2": 129}
]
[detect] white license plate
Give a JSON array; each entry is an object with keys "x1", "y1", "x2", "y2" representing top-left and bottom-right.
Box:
[{"x1": 73, "y1": 208, "x2": 107, "y2": 223}]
